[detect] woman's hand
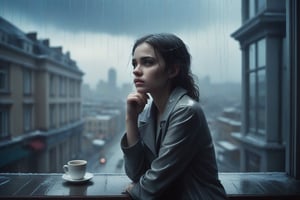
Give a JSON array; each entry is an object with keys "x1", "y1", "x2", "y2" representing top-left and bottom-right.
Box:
[
  {"x1": 126, "y1": 92, "x2": 149, "y2": 120},
  {"x1": 125, "y1": 183, "x2": 134, "y2": 192},
  {"x1": 125, "y1": 92, "x2": 149, "y2": 146}
]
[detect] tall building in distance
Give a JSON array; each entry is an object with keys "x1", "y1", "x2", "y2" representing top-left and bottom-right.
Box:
[
  {"x1": 0, "y1": 17, "x2": 84, "y2": 172},
  {"x1": 108, "y1": 67, "x2": 117, "y2": 88},
  {"x1": 94, "y1": 67, "x2": 132, "y2": 102}
]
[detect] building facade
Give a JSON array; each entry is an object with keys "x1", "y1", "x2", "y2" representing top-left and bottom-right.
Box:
[
  {"x1": 0, "y1": 17, "x2": 84, "y2": 172},
  {"x1": 215, "y1": 107, "x2": 241, "y2": 172},
  {"x1": 231, "y1": 0, "x2": 286, "y2": 171}
]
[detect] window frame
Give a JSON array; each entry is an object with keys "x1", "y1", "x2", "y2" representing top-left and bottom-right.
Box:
[
  {"x1": 0, "y1": 106, "x2": 10, "y2": 139},
  {"x1": 246, "y1": 38, "x2": 267, "y2": 136},
  {"x1": 23, "y1": 104, "x2": 33, "y2": 132},
  {"x1": 247, "y1": 0, "x2": 266, "y2": 19},
  {"x1": 23, "y1": 68, "x2": 33, "y2": 96},
  {"x1": 0, "y1": 62, "x2": 9, "y2": 94},
  {"x1": 286, "y1": 0, "x2": 300, "y2": 179}
]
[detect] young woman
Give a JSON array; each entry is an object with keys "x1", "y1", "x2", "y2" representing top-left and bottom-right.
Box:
[{"x1": 121, "y1": 33, "x2": 227, "y2": 200}]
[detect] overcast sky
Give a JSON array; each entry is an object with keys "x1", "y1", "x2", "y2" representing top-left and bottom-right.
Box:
[{"x1": 0, "y1": 0, "x2": 241, "y2": 88}]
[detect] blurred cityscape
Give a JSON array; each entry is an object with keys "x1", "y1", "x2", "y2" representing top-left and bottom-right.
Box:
[
  {"x1": 0, "y1": 16, "x2": 241, "y2": 173},
  {"x1": 0, "y1": 0, "x2": 287, "y2": 174}
]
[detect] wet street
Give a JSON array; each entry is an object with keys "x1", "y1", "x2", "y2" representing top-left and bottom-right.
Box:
[{"x1": 86, "y1": 131, "x2": 125, "y2": 173}]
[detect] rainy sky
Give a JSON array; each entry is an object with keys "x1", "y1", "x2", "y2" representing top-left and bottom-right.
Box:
[{"x1": 0, "y1": 0, "x2": 241, "y2": 88}]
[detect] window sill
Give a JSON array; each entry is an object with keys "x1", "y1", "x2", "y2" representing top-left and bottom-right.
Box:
[{"x1": 0, "y1": 172, "x2": 299, "y2": 199}]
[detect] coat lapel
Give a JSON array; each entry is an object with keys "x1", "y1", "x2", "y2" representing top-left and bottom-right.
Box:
[
  {"x1": 138, "y1": 87, "x2": 188, "y2": 157},
  {"x1": 138, "y1": 103, "x2": 158, "y2": 156},
  {"x1": 158, "y1": 87, "x2": 187, "y2": 135}
]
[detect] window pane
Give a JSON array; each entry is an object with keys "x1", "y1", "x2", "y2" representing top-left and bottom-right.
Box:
[
  {"x1": 23, "y1": 69, "x2": 32, "y2": 95},
  {"x1": 49, "y1": 74, "x2": 55, "y2": 97},
  {"x1": 257, "y1": 0, "x2": 266, "y2": 12},
  {"x1": 0, "y1": 109, "x2": 9, "y2": 137},
  {"x1": 258, "y1": 39, "x2": 266, "y2": 67},
  {"x1": 249, "y1": 0, "x2": 256, "y2": 18},
  {"x1": 257, "y1": 69, "x2": 266, "y2": 134},
  {"x1": 50, "y1": 104, "x2": 56, "y2": 128},
  {"x1": 248, "y1": 72, "x2": 256, "y2": 132},
  {"x1": 0, "y1": 67, "x2": 8, "y2": 92},
  {"x1": 23, "y1": 106, "x2": 32, "y2": 132},
  {"x1": 249, "y1": 44, "x2": 256, "y2": 70}
]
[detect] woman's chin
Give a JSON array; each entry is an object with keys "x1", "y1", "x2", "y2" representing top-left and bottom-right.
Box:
[{"x1": 135, "y1": 87, "x2": 149, "y2": 93}]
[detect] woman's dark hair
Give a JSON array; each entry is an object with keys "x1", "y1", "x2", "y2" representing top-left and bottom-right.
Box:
[{"x1": 132, "y1": 33, "x2": 200, "y2": 101}]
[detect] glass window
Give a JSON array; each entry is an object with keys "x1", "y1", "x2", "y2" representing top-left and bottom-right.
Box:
[
  {"x1": 257, "y1": 0, "x2": 266, "y2": 13},
  {"x1": 23, "y1": 105, "x2": 32, "y2": 132},
  {"x1": 249, "y1": 73, "x2": 256, "y2": 132},
  {"x1": 258, "y1": 39, "x2": 266, "y2": 67},
  {"x1": 248, "y1": 0, "x2": 266, "y2": 19},
  {"x1": 0, "y1": 107, "x2": 9, "y2": 138},
  {"x1": 247, "y1": 38, "x2": 266, "y2": 135},
  {"x1": 22, "y1": 41, "x2": 33, "y2": 53},
  {"x1": 49, "y1": 104, "x2": 56, "y2": 128},
  {"x1": 23, "y1": 69, "x2": 32, "y2": 95},
  {"x1": 249, "y1": 44, "x2": 256, "y2": 70},
  {"x1": 0, "y1": 65, "x2": 9, "y2": 93},
  {"x1": 249, "y1": 0, "x2": 256, "y2": 18},
  {"x1": 49, "y1": 74, "x2": 56, "y2": 97},
  {"x1": 257, "y1": 69, "x2": 266, "y2": 134},
  {"x1": 59, "y1": 76, "x2": 66, "y2": 97}
]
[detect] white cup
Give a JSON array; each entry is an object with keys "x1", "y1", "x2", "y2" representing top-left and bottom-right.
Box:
[{"x1": 63, "y1": 160, "x2": 87, "y2": 180}]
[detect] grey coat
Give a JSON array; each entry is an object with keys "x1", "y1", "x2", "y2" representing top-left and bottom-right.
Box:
[{"x1": 121, "y1": 87, "x2": 227, "y2": 200}]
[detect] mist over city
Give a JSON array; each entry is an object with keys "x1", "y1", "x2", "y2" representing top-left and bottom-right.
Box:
[{"x1": 0, "y1": 0, "x2": 241, "y2": 89}]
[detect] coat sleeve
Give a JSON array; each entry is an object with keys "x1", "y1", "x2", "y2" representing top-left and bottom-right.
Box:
[
  {"x1": 120, "y1": 134, "x2": 148, "y2": 182},
  {"x1": 129, "y1": 104, "x2": 208, "y2": 200}
]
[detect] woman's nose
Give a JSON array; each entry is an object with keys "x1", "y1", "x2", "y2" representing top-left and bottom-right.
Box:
[{"x1": 133, "y1": 65, "x2": 142, "y2": 76}]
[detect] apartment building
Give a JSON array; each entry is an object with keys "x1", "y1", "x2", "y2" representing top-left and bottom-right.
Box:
[
  {"x1": 231, "y1": 0, "x2": 286, "y2": 171},
  {"x1": 0, "y1": 17, "x2": 84, "y2": 172},
  {"x1": 215, "y1": 107, "x2": 241, "y2": 172}
]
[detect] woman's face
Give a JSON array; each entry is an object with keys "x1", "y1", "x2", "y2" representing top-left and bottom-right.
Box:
[{"x1": 132, "y1": 42, "x2": 169, "y2": 94}]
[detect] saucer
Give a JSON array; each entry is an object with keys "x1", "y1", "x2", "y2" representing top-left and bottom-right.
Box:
[{"x1": 62, "y1": 172, "x2": 93, "y2": 183}]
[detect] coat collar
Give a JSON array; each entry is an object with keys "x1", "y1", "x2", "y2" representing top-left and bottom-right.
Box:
[
  {"x1": 139, "y1": 87, "x2": 188, "y2": 124},
  {"x1": 138, "y1": 87, "x2": 188, "y2": 156}
]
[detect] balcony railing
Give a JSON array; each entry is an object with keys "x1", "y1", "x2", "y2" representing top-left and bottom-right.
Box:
[{"x1": 0, "y1": 172, "x2": 300, "y2": 199}]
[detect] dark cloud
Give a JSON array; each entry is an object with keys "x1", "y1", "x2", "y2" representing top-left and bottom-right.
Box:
[{"x1": 0, "y1": 0, "x2": 240, "y2": 36}]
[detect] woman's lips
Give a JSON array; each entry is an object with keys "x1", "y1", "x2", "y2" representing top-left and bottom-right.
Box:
[{"x1": 134, "y1": 79, "x2": 144, "y2": 85}]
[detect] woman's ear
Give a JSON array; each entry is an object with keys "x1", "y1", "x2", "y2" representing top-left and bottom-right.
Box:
[{"x1": 168, "y1": 64, "x2": 180, "y2": 78}]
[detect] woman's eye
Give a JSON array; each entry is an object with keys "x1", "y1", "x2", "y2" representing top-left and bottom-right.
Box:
[
  {"x1": 132, "y1": 61, "x2": 137, "y2": 69},
  {"x1": 142, "y1": 58, "x2": 155, "y2": 66}
]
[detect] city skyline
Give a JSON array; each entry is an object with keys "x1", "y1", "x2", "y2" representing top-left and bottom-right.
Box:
[{"x1": 0, "y1": 0, "x2": 241, "y2": 89}]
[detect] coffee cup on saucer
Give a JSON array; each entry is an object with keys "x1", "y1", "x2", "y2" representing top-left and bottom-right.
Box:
[{"x1": 63, "y1": 160, "x2": 87, "y2": 180}]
